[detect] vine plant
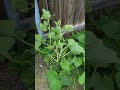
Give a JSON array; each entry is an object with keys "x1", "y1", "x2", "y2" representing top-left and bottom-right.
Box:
[{"x1": 35, "y1": 9, "x2": 85, "y2": 90}]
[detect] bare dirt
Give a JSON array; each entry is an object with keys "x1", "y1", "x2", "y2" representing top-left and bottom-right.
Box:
[
  {"x1": 0, "y1": 63, "x2": 27, "y2": 90},
  {"x1": 35, "y1": 56, "x2": 49, "y2": 90}
]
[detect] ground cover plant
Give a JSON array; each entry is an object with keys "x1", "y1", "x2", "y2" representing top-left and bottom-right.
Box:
[
  {"x1": 0, "y1": 20, "x2": 35, "y2": 89},
  {"x1": 86, "y1": 2, "x2": 120, "y2": 90},
  {"x1": 35, "y1": 9, "x2": 85, "y2": 90},
  {"x1": 0, "y1": 0, "x2": 34, "y2": 89}
]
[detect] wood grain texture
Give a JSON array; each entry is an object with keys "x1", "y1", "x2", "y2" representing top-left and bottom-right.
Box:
[{"x1": 39, "y1": 0, "x2": 85, "y2": 26}]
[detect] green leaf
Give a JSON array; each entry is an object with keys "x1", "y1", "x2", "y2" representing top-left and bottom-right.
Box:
[
  {"x1": 40, "y1": 23, "x2": 47, "y2": 31},
  {"x1": 73, "y1": 57, "x2": 83, "y2": 68},
  {"x1": 99, "y1": 15, "x2": 110, "y2": 26},
  {"x1": 115, "y1": 72, "x2": 120, "y2": 89},
  {"x1": 47, "y1": 70, "x2": 58, "y2": 81},
  {"x1": 43, "y1": 21, "x2": 49, "y2": 26},
  {"x1": 11, "y1": 0, "x2": 28, "y2": 12},
  {"x1": 35, "y1": 34, "x2": 41, "y2": 42},
  {"x1": 0, "y1": 20, "x2": 16, "y2": 36},
  {"x1": 13, "y1": 54, "x2": 27, "y2": 65},
  {"x1": 68, "y1": 39, "x2": 85, "y2": 54},
  {"x1": 60, "y1": 76, "x2": 72, "y2": 85},
  {"x1": 42, "y1": 9, "x2": 51, "y2": 20},
  {"x1": 35, "y1": 41, "x2": 41, "y2": 50},
  {"x1": 95, "y1": 75, "x2": 114, "y2": 90},
  {"x1": 21, "y1": 68, "x2": 34, "y2": 85},
  {"x1": 76, "y1": 31, "x2": 85, "y2": 44},
  {"x1": 35, "y1": 34, "x2": 41, "y2": 50},
  {"x1": 59, "y1": 70, "x2": 72, "y2": 85},
  {"x1": 79, "y1": 72, "x2": 85, "y2": 85},
  {"x1": 60, "y1": 59, "x2": 70, "y2": 71},
  {"x1": 86, "y1": 31, "x2": 120, "y2": 66},
  {"x1": 59, "y1": 70, "x2": 70, "y2": 77},
  {"x1": 63, "y1": 25, "x2": 73, "y2": 31},
  {"x1": 102, "y1": 75, "x2": 114, "y2": 90},
  {"x1": 102, "y1": 20, "x2": 120, "y2": 39},
  {"x1": 47, "y1": 70, "x2": 61, "y2": 90},
  {"x1": 0, "y1": 37, "x2": 15, "y2": 56},
  {"x1": 49, "y1": 78, "x2": 61, "y2": 90},
  {"x1": 44, "y1": 55, "x2": 50, "y2": 63},
  {"x1": 55, "y1": 26, "x2": 61, "y2": 34},
  {"x1": 90, "y1": 72, "x2": 114, "y2": 90},
  {"x1": 48, "y1": 32, "x2": 55, "y2": 39},
  {"x1": 54, "y1": 20, "x2": 61, "y2": 26}
]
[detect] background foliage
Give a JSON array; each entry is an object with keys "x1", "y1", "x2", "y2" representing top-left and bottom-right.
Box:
[
  {"x1": 0, "y1": 0, "x2": 34, "y2": 89},
  {"x1": 86, "y1": 1, "x2": 120, "y2": 90}
]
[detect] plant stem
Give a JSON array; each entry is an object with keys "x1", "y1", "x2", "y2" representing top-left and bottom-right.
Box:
[
  {"x1": 48, "y1": 53, "x2": 56, "y2": 61},
  {"x1": 60, "y1": 51, "x2": 71, "y2": 59},
  {"x1": 14, "y1": 35, "x2": 33, "y2": 47},
  {"x1": 42, "y1": 41, "x2": 49, "y2": 46},
  {"x1": 59, "y1": 45, "x2": 68, "y2": 57}
]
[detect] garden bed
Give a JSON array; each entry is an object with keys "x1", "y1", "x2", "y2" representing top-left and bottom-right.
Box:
[
  {"x1": 35, "y1": 9, "x2": 85, "y2": 89},
  {"x1": 35, "y1": 30, "x2": 85, "y2": 90}
]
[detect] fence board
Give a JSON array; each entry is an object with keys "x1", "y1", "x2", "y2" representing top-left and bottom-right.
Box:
[{"x1": 39, "y1": 0, "x2": 85, "y2": 26}]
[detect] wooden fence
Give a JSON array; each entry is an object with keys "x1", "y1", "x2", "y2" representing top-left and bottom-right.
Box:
[{"x1": 38, "y1": 0, "x2": 85, "y2": 26}]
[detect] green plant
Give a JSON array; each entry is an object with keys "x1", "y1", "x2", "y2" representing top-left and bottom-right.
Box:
[
  {"x1": 35, "y1": 9, "x2": 85, "y2": 90},
  {"x1": 86, "y1": 6, "x2": 120, "y2": 90},
  {"x1": 0, "y1": 20, "x2": 34, "y2": 89}
]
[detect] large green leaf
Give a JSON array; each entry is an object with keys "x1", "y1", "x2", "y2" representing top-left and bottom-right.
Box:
[
  {"x1": 68, "y1": 39, "x2": 84, "y2": 54},
  {"x1": 21, "y1": 68, "x2": 34, "y2": 85},
  {"x1": 47, "y1": 70, "x2": 62, "y2": 90},
  {"x1": 0, "y1": 37, "x2": 15, "y2": 57},
  {"x1": 49, "y1": 78, "x2": 61, "y2": 90},
  {"x1": 86, "y1": 31, "x2": 120, "y2": 66},
  {"x1": 102, "y1": 36, "x2": 120, "y2": 56},
  {"x1": 60, "y1": 59, "x2": 70, "y2": 71},
  {"x1": 90, "y1": 72, "x2": 114, "y2": 90},
  {"x1": 72, "y1": 56, "x2": 83, "y2": 68},
  {"x1": 59, "y1": 70, "x2": 72, "y2": 85},
  {"x1": 95, "y1": 75, "x2": 114, "y2": 90},
  {"x1": 0, "y1": 20, "x2": 16, "y2": 36},
  {"x1": 101, "y1": 75, "x2": 114, "y2": 90},
  {"x1": 102, "y1": 20, "x2": 120, "y2": 39}
]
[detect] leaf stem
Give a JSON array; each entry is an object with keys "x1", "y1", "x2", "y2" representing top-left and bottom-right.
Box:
[
  {"x1": 59, "y1": 45, "x2": 68, "y2": 57},
  {"x1": 14, "y1": 35, "x2": 33, "y2": 47},
  {"x1": 60, "y1": 51, "x2": 71, "y2": 59}
]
